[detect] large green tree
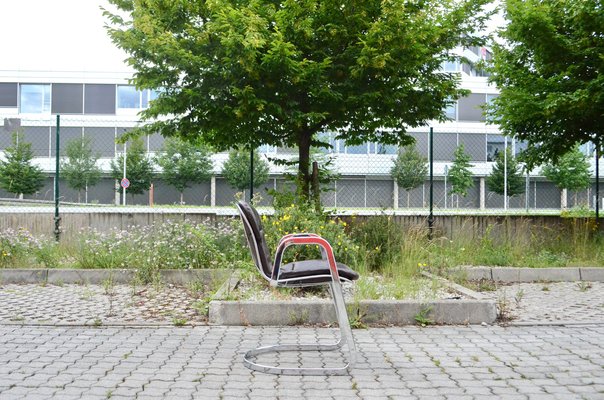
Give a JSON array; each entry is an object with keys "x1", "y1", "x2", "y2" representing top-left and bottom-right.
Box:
[
  {"x1": 61, "y1": 136, "x2": 102, "y2": 203},
  {"x1": 0, "y1": 131, "x2": 46, "y2": 198},
  {"x1": 488, "y1": 0, "x2": 604, "y2": 167},
  {"x1": 111, "y1": 138, "x2": 153, "y2": 198},
  {"x1": 542, "y1": 145, "x2": 591, "y2": 206},
  {"x1": 391, "y1": 146, "x2": 428, "y2": 208},
  {"x1": 155, "y1": 137, "x2": 213, "y2": 204},
  {"x1": 105, "y1": 0, "x2": 491, "y2": 199},
  {"x1": 486, "y1": 148, "x2": 525, "y2": 198}
]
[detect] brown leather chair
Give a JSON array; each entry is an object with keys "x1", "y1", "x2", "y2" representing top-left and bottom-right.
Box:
[{"x1": 236, "y1": 201, "x2": 359, "y2": 375}]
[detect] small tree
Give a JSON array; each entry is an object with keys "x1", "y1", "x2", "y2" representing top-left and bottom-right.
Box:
[
  {"x1": 391, "y1": 146, "x2": 428, "y2": 207},
  {"x1": 111, "y1": 137, "x2": 153, "y2": 199},
  {"x1": 0, "y1": 131, "x2": 45, "y2": 198},
  {"x1": 486, "y1": 147, "x2": 525, "y2": 199},
  {"x1": 222, "y1": 149, "x2": 269, "y2": 197},
  {"x1": 61, "y1": 136, "x2": 102, "y2": 203},
  {"x1": 155, "y1": 137, "x2": 213, "y2": 204},
  {"x1": 448, "y1": 144, "x2": 474, "y2": 207},
  {"x1": 542, "y1": 145, "x2": 591, "y2": 207}
]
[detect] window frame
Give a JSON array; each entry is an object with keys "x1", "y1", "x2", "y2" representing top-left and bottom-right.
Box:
[{"x1": 19, "y1": 83, "x2": 51, "y2": 114}]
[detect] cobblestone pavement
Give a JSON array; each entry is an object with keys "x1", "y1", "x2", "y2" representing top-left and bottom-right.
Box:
[
  {"x1": 480, "y1": 282, "x2": 604, "y2": 324},
  {"x1": 0, "y1": 283, "x2": 208, "y2": 325},
  {"x1": 0, "y1": 324, "x2": 603, "y2": 400},
  {"x1": 1, "y1": 281, "x2": 604, "y2": 399}
]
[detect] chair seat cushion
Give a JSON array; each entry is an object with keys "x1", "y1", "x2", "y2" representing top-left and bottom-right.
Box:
[{"x1": 277, "y1": 259, "x2": 359, "y2": 285}]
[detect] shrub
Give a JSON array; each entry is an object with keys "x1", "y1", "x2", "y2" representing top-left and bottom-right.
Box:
[
  {"x1": 262, "y1": 201, "x2": 359, "y2": 267},
  {"x1": 74, "y1": 220, "x2": 231, "y2": 282},
  {"x1": 349, "y1": 213, "x2": 404, "y2": 272},
  {"x1": 0, "y1": 228, "x2": 58, "y2": 268}
]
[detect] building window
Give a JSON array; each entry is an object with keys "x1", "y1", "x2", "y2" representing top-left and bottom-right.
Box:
[
  {"x1": 445, "y1": 101, "x2": 457, "y2": 120},
  {"x1": 370, "y1": 142, "x2": 397, "y2": 155},
  {"x1": 345, "y1": 142, "x2": 368, "y2": 154},
  {"x1": 20, "y1": 84, "x2": 50, "y2": 113},
  {"x1": 442, "y1": 60, "x2": 460, "y2": 72},
  {"x1": 51, "y1": 84, "x2": 84, "y2": 114},
  {"x1": 487, "y1": 135, "x2": 506, "y2": 161},
  {"x1": 258, "y1": 144, "x2": 276, "y2": 154},
  {"x1": 0, "y1": 83, "x2": 18, "y2": 107},
  {"x1": 84, "y1": 84, "x2": 116, "y2": 114},
  {"x1": 117, "y1": 85, "x2": 159, "y2": 110}
]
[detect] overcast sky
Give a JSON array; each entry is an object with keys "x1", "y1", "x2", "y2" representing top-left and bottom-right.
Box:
[
  {"x1": 0, "y1": 0, "x2": 504, "y2": 74},
  {"x1": 0, "y1": 0, "x2": 131, "y2": 73}
]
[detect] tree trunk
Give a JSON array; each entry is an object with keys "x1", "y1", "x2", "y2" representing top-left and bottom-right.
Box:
[
  {"x1": 180, "y1": 191, "x2": 184, "y2": 205},
  {"x1": 297, "y1": 130, "x2": 312, "y2": 200}
]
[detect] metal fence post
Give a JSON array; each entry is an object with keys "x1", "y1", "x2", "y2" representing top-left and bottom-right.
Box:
[
  {"x1": 596, "y1": 147, "x2": 600, "y2": 221},
  {"x1": 428, "y1": 127, "x2": 434, "y2": 240},
  {"x1": 249, "y1": 147, "x2": 254, "y2": 202},
  {"x1": 54, "y1": 115, "x2": 61, "y2": 241}
]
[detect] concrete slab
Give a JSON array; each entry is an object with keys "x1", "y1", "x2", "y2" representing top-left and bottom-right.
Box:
[
  {"x1": 517, "y1": 267, "x2": 580, "y2": 282},
  {"x1": 580, "y1": 267, "x2": 604, "y2": 281},
  {"x1": 458, "y1": 267, "x2": 492, "y2": 281},
  {"x1": 490, "y1": 267, "x2": 521, "y2": 282},
  {"x1": 209, "y1": 299, "x2": 498, "y2": 326},
  {"x1": 0, "y1": 269, "x2": 47, "y2": 284},
  {"x1": 3, "y1": 268, "x2": 230, "y2": 285},
  {"x1": 159, "y1": 269, "x2": 229, "y2": 285},
  {"x1": 47, "y1": 269, "x2": 134, "y2": 284},
  {"x1": 209, "y1": 300, "x2": 335, "y2": 326}
]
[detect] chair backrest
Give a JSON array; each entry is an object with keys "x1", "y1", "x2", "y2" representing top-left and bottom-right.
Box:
[{"x1": 236, "y1": 201, "x2": 273, "y2": 280}]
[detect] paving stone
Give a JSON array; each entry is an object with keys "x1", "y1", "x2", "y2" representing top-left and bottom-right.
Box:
[{"x1": 0, "y1": 280, "x2": 604, "y2": 400}]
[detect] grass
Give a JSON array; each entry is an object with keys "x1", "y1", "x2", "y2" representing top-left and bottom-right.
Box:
[{"x1": 0, "y1": 212, "x2": 602, "y2": 303}]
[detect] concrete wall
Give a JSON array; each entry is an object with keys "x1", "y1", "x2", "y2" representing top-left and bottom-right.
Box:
[{"x1": 0, "y1": 211, "x2": 596, "y2": 244}]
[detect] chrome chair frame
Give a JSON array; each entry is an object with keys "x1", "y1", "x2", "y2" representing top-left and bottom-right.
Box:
[{"x1": 236, "y1": 201, "x2": 357, "y2": 376}]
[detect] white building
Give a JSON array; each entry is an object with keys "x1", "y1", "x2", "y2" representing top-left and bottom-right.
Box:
[{"x1": 0, "y1": 1, "x2": 600, "y2": 209}]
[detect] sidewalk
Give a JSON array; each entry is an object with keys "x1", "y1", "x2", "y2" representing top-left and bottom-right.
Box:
[{"x1": 0, "y1": 281, "x2": 603, "y2": 399}]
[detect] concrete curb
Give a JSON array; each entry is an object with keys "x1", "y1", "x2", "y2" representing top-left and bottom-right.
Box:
[
  {"x1": 208, "y1": 299, "x2": 498, "y2": 326},
  {"x1": 458, "y1": 267, "x2": 604, "y2": 283},
  {"x1": 0, "y1": 268, "x2": 229, "y2": 285}
]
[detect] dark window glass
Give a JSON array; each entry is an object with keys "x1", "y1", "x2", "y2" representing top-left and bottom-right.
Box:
[
  {"x1": 0, "y1": 83, "x2": 18, "y2": 107},
  {"x1": 433, "y1": 133, "x2": 457, "y2": 161},
  {"x1": 57, "y1": 127, "x2": 83, "y2": 153},
  {"x1": 410, "y1": 132, "x2": 429, "y2": 158},
  {"x1": 486, "y1": 134, "x2": 506, "y2": 161},
  {"x1": 458, "y1": 133, "x2": 486, "y2": 162},
  {"x1": 51, "y1": 84, "x2": 83, "y2": 114},
  {"x1": 84, "y1": 84, "x2": 116, "y2": 114},
  {"x1": 458, "y1": 93, "x2": 486, "y2": 121},
  {"x1": 22, "y1": 126, "x2": 51, "y2": 156},
  {"x1": 84, "y1": 127, "x2": 115, "y2": 157}
]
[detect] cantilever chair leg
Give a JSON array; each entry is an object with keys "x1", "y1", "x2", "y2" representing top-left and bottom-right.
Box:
[{"x1": 243, "y1": 279, "x2": 356, "y2": 376}]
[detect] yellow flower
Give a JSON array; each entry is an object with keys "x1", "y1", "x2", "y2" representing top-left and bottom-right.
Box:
[{"x1": 342, "y1": 221, "x2": 347, "y2": 227}]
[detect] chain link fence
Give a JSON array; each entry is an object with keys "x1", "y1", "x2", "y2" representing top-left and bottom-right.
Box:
[{"x1": 0, "y1": 115, "x2": 602, "y2": 217}]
